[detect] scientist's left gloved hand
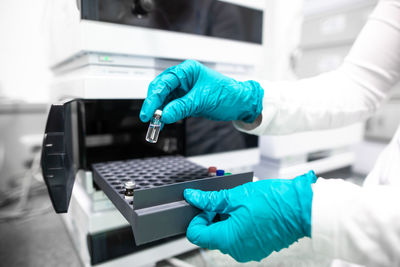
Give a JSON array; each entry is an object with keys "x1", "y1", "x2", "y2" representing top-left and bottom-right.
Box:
[{"x1": 184, "y1": 171, "x2": 317, "y2": 263}]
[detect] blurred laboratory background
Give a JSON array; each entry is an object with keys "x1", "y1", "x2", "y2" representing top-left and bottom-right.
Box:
[{"x1": 0, "y1": 0, "x2": 399, "y2": 266}]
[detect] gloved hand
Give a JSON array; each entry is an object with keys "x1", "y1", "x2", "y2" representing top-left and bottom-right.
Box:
[
  {"x1": 184, "y1": 171, "x2": 317, "y2": 263},
  {"x1": 140, "y1": 60, "x2": 264, "y2": 124}
]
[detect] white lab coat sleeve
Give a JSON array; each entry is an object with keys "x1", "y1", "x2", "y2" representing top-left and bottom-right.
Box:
[
  {"x1": 234, "y1": 0, "x2": 400, "y2": 135},
  {"x1": 311, "y1": 178, "x2": 400, "y2": 267}
]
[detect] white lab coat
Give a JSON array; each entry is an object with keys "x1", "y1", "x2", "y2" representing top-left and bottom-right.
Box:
[{"x1": 235, "y1": 0, "x2": 400, "y2": 266}]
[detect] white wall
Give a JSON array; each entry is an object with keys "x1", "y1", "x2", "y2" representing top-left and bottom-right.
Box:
[{"x1": 0, "y1": 0, "x2": 52, "y2": 102}]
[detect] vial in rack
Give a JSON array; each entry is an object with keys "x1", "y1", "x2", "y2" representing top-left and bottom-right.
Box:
[
  {"x1": 146, "y1": 109, "x2": 163, "y2": 143},
  {"x1": 124, "y1": 181, "x2": 135, "y2": 201}
]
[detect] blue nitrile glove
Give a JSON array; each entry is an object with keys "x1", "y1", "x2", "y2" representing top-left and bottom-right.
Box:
[
  {"x1": 184, "y1": 171, "x2": 318, "y2": 263},
  {"x1": 139, "y1": 60, "x2": 264, "y2": 124}
]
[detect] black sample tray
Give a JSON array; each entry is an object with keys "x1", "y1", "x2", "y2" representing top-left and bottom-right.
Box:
[{"x1": 92, "y1": 155, "x2": 253, "y2": 245}]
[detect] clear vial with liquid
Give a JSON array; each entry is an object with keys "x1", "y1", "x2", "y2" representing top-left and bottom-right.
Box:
[{"x1": 146, "y1": 109, "x2": 163, "y2": 143}]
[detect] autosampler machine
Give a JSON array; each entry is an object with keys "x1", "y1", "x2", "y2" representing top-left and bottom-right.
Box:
[{"x1": 41, "y1": 0, "x2": 266, "y2": 266}]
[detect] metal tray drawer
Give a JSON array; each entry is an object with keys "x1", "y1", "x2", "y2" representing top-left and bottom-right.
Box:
[{"x1": 92, "y1": 155, "x2": 253, "y2": 245}]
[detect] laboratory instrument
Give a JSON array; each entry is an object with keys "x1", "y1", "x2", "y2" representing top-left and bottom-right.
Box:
[
  {"x1": 41, "y1": 98, "x2": 253, "y2": 244},
  {"x1": 42, "y1": 0, "x2": 266, "y2": 265}
]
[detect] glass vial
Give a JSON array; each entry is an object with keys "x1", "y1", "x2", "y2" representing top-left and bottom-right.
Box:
[
  {"x1": 208, "y1": 166, "x2": 217, "y2": 176},
  {"x1": 146, "y1": 109, "x2": 163, "y2": 143},
  {"x1": 124, "y1": 181, "x2": 135, "y2": 201}
]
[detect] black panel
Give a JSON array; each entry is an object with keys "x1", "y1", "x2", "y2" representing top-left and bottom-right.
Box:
[
  {"x1": 81, "y1": 99, "x2": 186, "y2": 167},
  {"x1": 41, "y1": 101, "x2": 81, "y2": 213},
  {"x1": 80, "y1": 100, "x2": 257, "y2": 163},
  {"x1": 185, "y1": 118, "x2": 258, "y2": 156},
  {"x1": 81, "y1": 0, "x2": 263, "y2": 44}
]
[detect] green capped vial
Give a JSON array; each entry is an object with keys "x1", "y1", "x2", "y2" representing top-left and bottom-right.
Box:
[{"x1": 146, "y1": 109, "x2": 162, "y2": 143}]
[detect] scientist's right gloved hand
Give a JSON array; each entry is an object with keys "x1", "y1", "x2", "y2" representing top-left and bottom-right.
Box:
[
  {"x1": 139, "y1": 60, "x2": 264, "y2": 124},
  {"x1": 184, "y1": 171, "x2": 318, "y2": 263}
]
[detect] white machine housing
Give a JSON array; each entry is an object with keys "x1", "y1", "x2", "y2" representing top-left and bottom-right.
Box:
[{"x1": 48, "y1": 0, "x2": 267, "y2": 91}]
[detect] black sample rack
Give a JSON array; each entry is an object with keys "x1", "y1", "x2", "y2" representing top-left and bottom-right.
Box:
[{"x1": 92, "y1": 155, "x2": 253, "y2": 245}]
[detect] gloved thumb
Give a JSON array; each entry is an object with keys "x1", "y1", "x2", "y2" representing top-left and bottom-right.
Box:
[
  {"x1": 186, "y1": 211, "x2": 228, "y2": 251},
  {"x1": 161, "y1": 94, "x2": 194, "y2": 124},
  {"x1": 184, "y1": 188, "x2": 233, "y2": 213}
]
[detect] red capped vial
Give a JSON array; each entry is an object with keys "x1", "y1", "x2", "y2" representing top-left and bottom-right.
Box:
[{"x1": 208, "y1": 166, "x2": 217, "y2": 176}]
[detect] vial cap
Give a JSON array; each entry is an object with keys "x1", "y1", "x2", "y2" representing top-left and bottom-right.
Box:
[
  {"x1": 125, "y1": 181, "x2": 136, "y2": 189},
  {"x1": 216, "y1": 169, "x2": 225, "y2": 176},
  {"x1": 154, "y1": 109, "x2": 163, "y2": 118},
  {"x1": 208, "y1": 166, "x2": 217, "y2": 173}
]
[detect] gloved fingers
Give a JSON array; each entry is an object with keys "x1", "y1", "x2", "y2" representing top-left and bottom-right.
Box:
[
  {"x1": 184, "y1": 188, "x2": 234, "y2": 213},
  {"x1": 140, "y1": 60, "x2": 201, "y2": 122},
  {"x1": 167, "y1": 59, "x2": 201, "y2": 91},
  {"x1": 140, "y1": 71, "x2": 181, "y2": 122},
  {"x1": 162, "y1": 92, "x2": 195, "y2": 124},
  {"x1": 186, "y1": 212, "x2": 230, "y2": 252}
]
